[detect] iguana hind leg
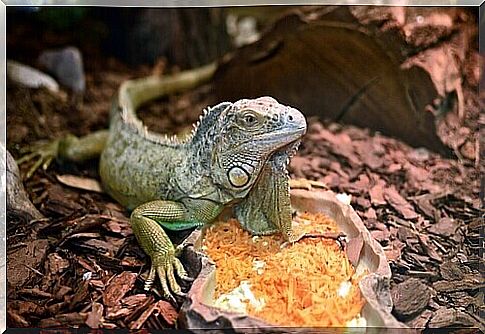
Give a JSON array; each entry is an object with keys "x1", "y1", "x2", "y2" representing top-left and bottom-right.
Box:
[{"x1": 130, "y1": 200, "x2": 197, "y2": 303}]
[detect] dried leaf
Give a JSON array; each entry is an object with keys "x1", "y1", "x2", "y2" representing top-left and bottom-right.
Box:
[{"x1": 56, "y1": 174, "x2": 104, "y2": 193}]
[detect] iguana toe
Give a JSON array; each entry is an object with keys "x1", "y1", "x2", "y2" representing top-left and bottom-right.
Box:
[
  {"x1": 172, "y1": 257, "x2": 194, "y2": 282},
  {"x1": 156, "y1": 265, "x2": 177, "y2": 304},
  {"x1": 17, "y1": 139, "x2": 60, "y2": 179}
]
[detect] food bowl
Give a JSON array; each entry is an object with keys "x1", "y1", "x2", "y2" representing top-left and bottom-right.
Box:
[{"x1": 178, "y1": 188, "x2": 407, "y2": 331}]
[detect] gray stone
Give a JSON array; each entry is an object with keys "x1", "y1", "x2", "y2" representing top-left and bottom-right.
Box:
[{"x1": 38, "y1": 46, "x2": 85, "y2": 93}]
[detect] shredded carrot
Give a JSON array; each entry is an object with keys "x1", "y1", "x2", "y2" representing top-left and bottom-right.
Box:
[{"x1": 203, "y1": 212, "x2": 366, "y2": 327}]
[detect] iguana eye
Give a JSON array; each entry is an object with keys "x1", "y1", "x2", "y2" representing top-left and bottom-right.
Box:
[
  {"x1": 237, "y1": 110, "x2": 262, "y2": 129},
  {"x1": 245, "y1": 114, "x2": 256, "y2": 124}
]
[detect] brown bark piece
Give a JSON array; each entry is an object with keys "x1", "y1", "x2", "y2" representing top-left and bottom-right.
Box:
[
  {"x1": 417, "y1": 234, "x2": 442, "y2": 262},
  {"x1": 38, "y1": 312, "x2": 88, "y2": 328},
  {"x1": 153, "y1": 300, "x2": 178, "y2": 326},
  {"x1": 53, "y1": 285, "x2": 73, "y2": 300},
  {"x1": 103, "y1": 219, "x2": 132, "y2": 237},
  {"x1": 369, "y1": 183, "x2": 387, "y2": 206},
  {"x1": 439, "y1": 261, "x2": 465, "y2": 280},
  {"x1": 69, "y1": 280, "x2": 90, "y2": 311},
  {"x1": 103, "y1": 272, "x2": 138, "y2": 307},
  {"x1": 45, "y1": 253, "x2": 70, "y2": 275},
  {"x1": 9, "y1": 300, "x2": 44, "y2": 317},
  {"x1": 128, "y1": 303, "x2": 157, "y2": 329},
  {"x1": 370, "y1": 229, "x2": 391, "y2": 243},
  {"x1": 7, "y1": 309, "x2": 30, "y2": 327},
  {"x1": 384, "y1": 187, "x2": 419, "y2": 219},
  {"x1": 353, "y1": 140, "x2": 385, "y2": 170},
  {"x1": 427, "y1": 308, "x2": 478, "y2": 328},
  {"x1": 406, "y1": 309, "x2": 433, "y2": 329},
  {"x1": 433, "y1": 274, "x2": 484, "y2": 293},
  {"x1": 7, "y1": 239, "x2": 49, "y2": 289},
  {"x1": 105, "y1": 294, "x2": 150, "y2": 320},
  {"x1": 391, "y1": 278, "x2": 431, "y2": 319},
  {"x1": 415, "y1": 194, "x2": 440, "y2": 219},
  {"x1": 428, "y1": 217, "x2": 460, "y2": 237}
]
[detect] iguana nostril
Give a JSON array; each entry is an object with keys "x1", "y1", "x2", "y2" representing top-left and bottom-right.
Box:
[{"x1": 288, "y1": 115, "x2": 294, "y2": 121}]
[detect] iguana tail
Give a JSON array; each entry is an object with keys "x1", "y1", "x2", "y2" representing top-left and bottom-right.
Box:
[{"x1": 117, "y1": 62, "x2": 217, "y2": 119}]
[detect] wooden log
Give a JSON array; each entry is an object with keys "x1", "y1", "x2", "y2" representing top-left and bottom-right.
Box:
[{"x1": 213, "y1": 6, "x2": 477, "y2": 155}]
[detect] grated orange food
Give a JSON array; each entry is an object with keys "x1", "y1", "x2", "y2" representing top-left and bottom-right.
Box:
[{"x1": 202, "y1": 212, "x2": 366, "y2": 327}]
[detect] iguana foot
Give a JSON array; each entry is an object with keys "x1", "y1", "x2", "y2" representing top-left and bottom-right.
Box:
[
  {"x1": 130, "y1": 200, "x2": 200, "y2": 303},
  {"x1": 280, "y1": 231, "x2": 346, "y2": 249},
  {"x1": 280, "y1": 230, "x2": 306, "y2": 249},
  {"x1": 144, "y1": 252, "x2": 193, "y2": 303},
  {"x1": 16, "y1": 139, "x2": 61, "y2": 179}
]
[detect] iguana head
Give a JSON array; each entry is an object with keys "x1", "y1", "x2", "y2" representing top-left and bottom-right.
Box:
[{"x1": 206, "y1": 96, "x2": 306, "y2": 197}]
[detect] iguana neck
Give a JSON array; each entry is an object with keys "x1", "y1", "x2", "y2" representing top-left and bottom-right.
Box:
[{"x1": 184, "y1": 103, "x2": 231, "y2": 176}]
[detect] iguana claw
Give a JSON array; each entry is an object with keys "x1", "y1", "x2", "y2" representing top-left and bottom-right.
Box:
[
  {"x1": 16, "y1": 139, "x2": 60, "y2": 179},
  {"x1": 144, "y1": 252, "x2": 192, "y2": 303}
]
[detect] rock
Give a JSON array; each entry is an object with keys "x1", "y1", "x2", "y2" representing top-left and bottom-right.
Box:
[
  {"x1": 391, "y1": 278, "x2": 431, "y2": 319},
  {"x1": 7, "y1": 60, "x2": 59, "y2": 92},
  {"x1": 4, "y1": 145, "x2": 44, "y2": 224},
  {"x1": 38, "y1": 46, "x2": 85, "y2": 93}
]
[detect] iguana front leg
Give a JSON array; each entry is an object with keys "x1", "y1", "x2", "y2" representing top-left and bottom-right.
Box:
[
  {"x1": 130, "y1": 200, "x2": 202, "y2": 302},
  {"x1": 235, "y1": 158, "x2": 302, "y2": 243}
]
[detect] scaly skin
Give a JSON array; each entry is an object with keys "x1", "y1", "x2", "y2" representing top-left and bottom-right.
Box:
[{"x1": 18, "y1": 64, "x2": 307, "y2": 302}]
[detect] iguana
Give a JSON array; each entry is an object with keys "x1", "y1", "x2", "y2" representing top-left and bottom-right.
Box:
[{"x1": 18, "y1": 63, "x2": 307, "y2": 302}]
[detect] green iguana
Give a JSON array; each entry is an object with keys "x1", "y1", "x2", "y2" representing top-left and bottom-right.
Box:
[{"x1": 18, "y1": 63, "x2": 307, "y2": 302}]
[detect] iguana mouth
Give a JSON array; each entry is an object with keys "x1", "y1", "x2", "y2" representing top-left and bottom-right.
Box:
[
  {"x1": 278, "y1": 139, "x2": 301, "y2": 158},
  {"x1": 245, "y1": 126, "x2": 306, "y2": 148}
]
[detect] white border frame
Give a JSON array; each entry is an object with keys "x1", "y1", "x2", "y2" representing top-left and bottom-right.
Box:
[{"x1": 1, "y1": 2, "x2": 483, "y2": 333}]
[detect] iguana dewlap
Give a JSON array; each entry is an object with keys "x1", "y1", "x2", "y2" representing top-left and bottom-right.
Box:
[{"x1": 19, "y1": 64, "x2": 307, "y2": 302}]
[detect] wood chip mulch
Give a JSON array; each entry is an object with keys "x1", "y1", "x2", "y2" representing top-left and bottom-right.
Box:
[{"x1": 6, "y1": 60, "x2": 483, "y2": 330}]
